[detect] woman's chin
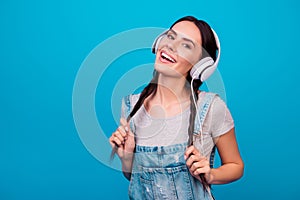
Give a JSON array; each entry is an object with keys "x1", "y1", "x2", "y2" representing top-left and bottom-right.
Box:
[{"x1": 154, "y1": 63, "x2": 184, "y2": 78}]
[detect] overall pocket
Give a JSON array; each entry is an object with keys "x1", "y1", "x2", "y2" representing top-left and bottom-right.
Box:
[
  {"x1": 140, "y1": 175, "x2": 156, "y2": 200},
  {"x1": 139, "y1": 165, "x2": 194, "y2": 200},
  {"x1": 129, "y1": 168, "x2": 158, "y2": 200}
]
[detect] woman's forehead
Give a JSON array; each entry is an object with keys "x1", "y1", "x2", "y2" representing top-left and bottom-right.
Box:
[{"x1": 171, "y1": 21, "x2": 202, "y2": 45}]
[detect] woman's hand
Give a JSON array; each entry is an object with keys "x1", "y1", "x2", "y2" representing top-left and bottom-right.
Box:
[
  {"x1": 109, "y1": 118, "x2": 135, "y2": 160},
  {"x1": 185, "y1": 145, "x2": 213, "y2": 183}
]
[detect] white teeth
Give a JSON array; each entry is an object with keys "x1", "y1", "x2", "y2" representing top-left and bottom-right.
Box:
[{"x1": 162, "y1": 52, "x2": 175, "y2": 63}]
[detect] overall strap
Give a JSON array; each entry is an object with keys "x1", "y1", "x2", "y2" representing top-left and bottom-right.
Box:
[
  {"x1": 193, "y1": 92, "x2": 216, "y2": 135},
  {"x1": 123, "y1": 94, "x2": 140, "y2": 133},
  {"x1": 193, "y1": 92, "x2": 217, "y2": 168}
]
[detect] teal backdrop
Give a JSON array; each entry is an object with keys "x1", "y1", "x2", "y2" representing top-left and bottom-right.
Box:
[{"x1": 1, "y1": 0, "x2": 299, "y2": 199}]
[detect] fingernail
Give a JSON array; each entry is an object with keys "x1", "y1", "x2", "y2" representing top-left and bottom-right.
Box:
[
  {"x1": 125, "y1": 127, "x2": 129, "y2": 132},
  {"x1": 184, "y1": 155, "x2": 187, "y2": 160}
]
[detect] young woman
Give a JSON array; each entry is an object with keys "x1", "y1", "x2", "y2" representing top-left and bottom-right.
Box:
[{"x1": 109, "y1": 16, "x2": 244, "y2": 199}]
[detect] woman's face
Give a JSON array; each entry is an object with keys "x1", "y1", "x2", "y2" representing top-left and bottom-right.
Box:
[{"x1": 154, "y1": 21, "x2": 202, "y2": 78}]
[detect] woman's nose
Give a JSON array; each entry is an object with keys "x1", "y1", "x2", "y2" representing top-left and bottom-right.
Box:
[{"x1": 167, "y1": 40, "x2": 178, "y2": 52}]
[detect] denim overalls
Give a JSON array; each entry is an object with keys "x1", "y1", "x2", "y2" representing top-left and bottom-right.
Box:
[{"x1": 124, "y1": 93, "x2": 216, "y2": 200}]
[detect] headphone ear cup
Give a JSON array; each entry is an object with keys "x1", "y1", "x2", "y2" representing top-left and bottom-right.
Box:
[
  {"x1": 152, "y1": 31, "x2": 168, "y2": 54},
  {"x1": 200, "y1": 61, "x2": 218, "y2": 82},
  {"x1": 190, "y1": 57, "x2": 214, "y2": 81},
  {"x1": 153, "y1": 36, "x2": 163, "y2": 54}
]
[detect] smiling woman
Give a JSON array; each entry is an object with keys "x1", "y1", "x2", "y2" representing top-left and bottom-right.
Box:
[
  {"x1": 154, "y1": 22, "x2": 203, "y2": 79},
  {"x1": 109, "y1": 16, "x2": 244, "y2": 200}
]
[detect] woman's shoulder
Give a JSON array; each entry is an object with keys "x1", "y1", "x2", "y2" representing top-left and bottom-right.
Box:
[
  {"x1": 197, "y1": 90, "x2": 218, "y2": 101},
  {"x1": 197, "y1": 91, "x2": 229, "y2": 111},
  {"x1": 197, "y1": 91, "x2": 224, "y2": 103},
  {"x1": 198, "y1": 90, "x2": 232, "y2": 117},
  {"x1": 123, "y1": 93, "x2": 141, "y2": 107}
]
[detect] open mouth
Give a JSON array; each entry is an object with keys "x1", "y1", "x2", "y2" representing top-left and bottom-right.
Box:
[{"x1": 160, "y1": 51, "x2": 176, "y2": 63}]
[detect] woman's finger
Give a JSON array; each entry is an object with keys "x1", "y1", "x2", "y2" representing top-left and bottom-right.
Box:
[
  {"x1": 109, "y1": 131, "x2": 124, "y2": 147},
  {"x1": 190, "y1": 159, "x2": 209, "y2": 172},
  {"x1": 109, "y1": 136, "x2": 116, "y2": 148},
  {"x1": 193, "y1": 165, "x2": 210, "y2": 176},
  {"x1": 117, "y1": 126, "x2": 127, "y2": 137},
  {"x1": 184, "y1": 145, "x2": 200, "y2": 160},
  {"x1": 186, "y1": 154, "x2": 201, "y2": 167},
  {"x1": 114, "y1": 131, "x2": 125, "y2": 144}
]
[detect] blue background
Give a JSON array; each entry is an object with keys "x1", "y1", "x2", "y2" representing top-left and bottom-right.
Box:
[{"x1": 1, "y1": 0, "x2": 299, "y2": 199}]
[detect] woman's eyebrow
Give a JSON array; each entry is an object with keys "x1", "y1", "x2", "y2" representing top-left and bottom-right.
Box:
[
  {"x1": 169, "y1": 29, "x2": 196, "y2": 47},
  {"x1": 169, "y1": 29, "x2": 177, "y2": 36}
]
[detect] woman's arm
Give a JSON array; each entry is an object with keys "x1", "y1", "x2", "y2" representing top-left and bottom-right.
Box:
[
  {"x1": 208, "y1": 127, "x2": 244, "y2": 184},
  {"x1": 121, "y1": 154, "x2": 134, "y2": 180}
]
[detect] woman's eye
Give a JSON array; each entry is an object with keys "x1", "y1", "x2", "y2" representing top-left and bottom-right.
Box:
[
  {"x1": 167, "y1": 34, "x2": 175, "y2": 40},
  {"x1": 182, "y1": 43, "x2": 191, "y2": 49}
]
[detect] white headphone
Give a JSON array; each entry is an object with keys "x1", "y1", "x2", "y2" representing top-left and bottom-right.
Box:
[{"x1": 152, "y1": 28, "x2": 221, "y2": 82}]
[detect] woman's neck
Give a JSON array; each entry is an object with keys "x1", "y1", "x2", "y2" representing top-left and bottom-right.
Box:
[
  {"x1": 153, "y1": 74, "x2": 190, "y2": 106},
  {"x1": 143, "y1": 73, "x2": 191, "y2": 118}
]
